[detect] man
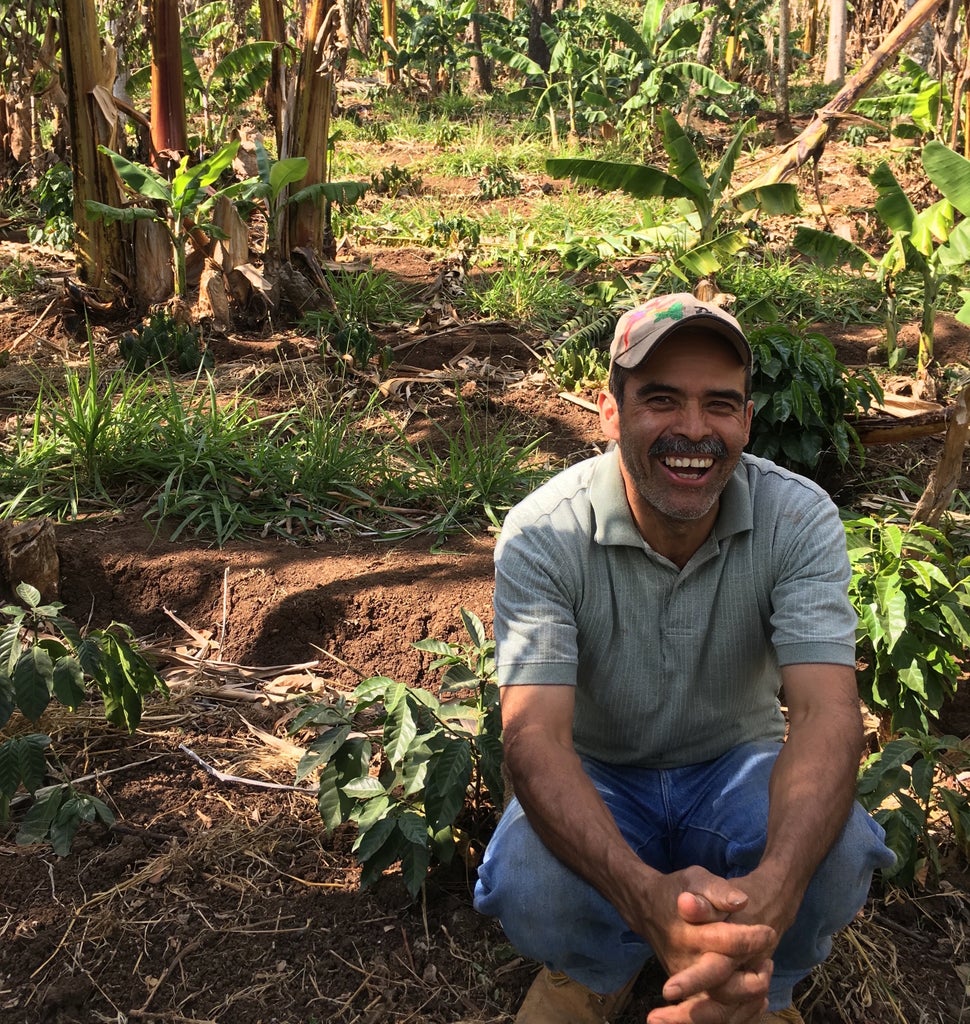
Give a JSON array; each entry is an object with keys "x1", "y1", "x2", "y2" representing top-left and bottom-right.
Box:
[{"x1": 474, "y1": 294, "x2": 895, "y2": 1024}]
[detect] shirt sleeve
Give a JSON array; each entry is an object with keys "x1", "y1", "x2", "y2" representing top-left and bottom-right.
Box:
[
  {"x1": 769, "y1": 491, "x2": 858, "y2": 667},
  {"x1": 492, "y1": 504, "x2": 580, "y2": 687}
]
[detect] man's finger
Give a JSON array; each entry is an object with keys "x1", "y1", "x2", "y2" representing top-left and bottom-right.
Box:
[{"x1": 661, "y1": 925, "x2": 776, "y2": 1001}]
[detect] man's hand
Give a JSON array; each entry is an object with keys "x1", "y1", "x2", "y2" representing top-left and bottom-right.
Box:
[{"x1": 623, "y1": 867, "x2": 777, "y2": 1024}]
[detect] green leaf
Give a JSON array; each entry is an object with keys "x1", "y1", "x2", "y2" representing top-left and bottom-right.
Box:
[
  {"x1": 99, "y1": 147, "x2": 173, "y2": 203},
  {"x1": 51, "y1": 655, "x2": 86, "y2": 709},
  {"x1": 922, "y1": 140, "x2": 970, "y2": 216},
  {"x1": 424, "y1": 740, "x2": 472, "y2": 832},
  {"x1": 546, "y1": 157, "x2": 692, "y2": 202},
  {"x1": 383, "y1": 698, "x2": 419, "y2": 767},
  {"x1": 16, "y1": 786, "x2": 66, "y2": 846},
  {"x1": 343, "y1": 775, "x2": 387, "y2": 799},
  {"x1": 13, "y1": 646, "x2": 54, "y2": 721},
  {"x1": 294, "y1": 723, "x2": 352, "y2": 785},
  {"x1": 0, "y1": 623, "x2": 23, "y2": 676},
  {"x1": 14, "y1": 583, "x2": 41, "y2": 608},
  {"x1": 0, "y1": 734, "x2": 49, "y2": 800}
]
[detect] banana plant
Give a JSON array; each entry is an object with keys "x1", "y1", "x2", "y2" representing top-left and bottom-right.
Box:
[
  {"x1": 85, "y1": 140, "x2": 247, "y2": 299},
  {"x1": 547, "y1": 109, "x2": 799, "y2": 282},
  {"x1": 597, "y1": 0, "x2": 735, "y2": 120},
  {"x1": 488, "y1": 19, "x2": 594, "y2": 148},
  {"x1": 794, "y1": 140, "x2": 970, "y2": 376}
]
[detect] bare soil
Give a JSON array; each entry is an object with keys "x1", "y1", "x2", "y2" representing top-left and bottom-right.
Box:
[{"x1": 1, "y1": 129, "x2": 970, "y2": 1024}]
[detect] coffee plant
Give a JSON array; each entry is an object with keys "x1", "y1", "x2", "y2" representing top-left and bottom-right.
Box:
[
  {"x1": 0, "y1": 583, "x2": 169, "y2": 853},
  {"x1": 292, "y1": 609, "x2": 502, "y2": 896}
]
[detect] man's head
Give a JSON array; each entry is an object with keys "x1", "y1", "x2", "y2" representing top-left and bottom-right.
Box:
[
  {"x1": 598, "y1": 294, "x2": 754, "y2": 541},
  {"x1": 608, "y1": 294, "x2": 752, "y2": 408}
]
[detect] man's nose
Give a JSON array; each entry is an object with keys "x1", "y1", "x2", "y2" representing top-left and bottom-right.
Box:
[{"x1": 673, "y1": 401, "x2": 710, "y2": 440}]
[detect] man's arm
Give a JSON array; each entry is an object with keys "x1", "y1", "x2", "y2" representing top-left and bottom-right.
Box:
[
  {"x1": 725, "y1": 663, "x2": 864, "y2": 939},
  {"x1": 501, "y1": 683, "x2": 776, "y2": 1022}
]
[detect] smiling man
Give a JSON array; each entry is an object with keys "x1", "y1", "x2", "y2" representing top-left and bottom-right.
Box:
[{"x1": 474, "y1": 295, "x2": 895, "y2": 1024}]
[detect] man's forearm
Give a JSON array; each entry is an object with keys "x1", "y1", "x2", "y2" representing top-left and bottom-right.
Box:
[{"x1": 753, "y1": 693, "x2": 863, "y2": 931}]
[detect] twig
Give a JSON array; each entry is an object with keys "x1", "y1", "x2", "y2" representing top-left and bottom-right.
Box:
[
  {"x1": 135, "y1": 934, "x2": 209, "y2": 1013},
  {"x1": 558, "y1": 391, "x2": 598, "y2": 413},
  {"x1": 10, "y1": 296, "x2": 58, "y2": 352},
  {"x1": 219, "y1": 567, "x2": 229, "y2": 661},
  {"x1": 178, "y1": 743, "x2": 318, "y2": 794},
  {"x1": 9, "y1": 755, "x2": 167, "y2": 809},
  {"x1": 311, "y1": 643, "x2": 367, "y2": 678}
]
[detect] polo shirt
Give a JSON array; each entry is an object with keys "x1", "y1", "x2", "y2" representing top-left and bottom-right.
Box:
[{"x1": 493, "y1": 449, "x2": 858, "y2": 768}]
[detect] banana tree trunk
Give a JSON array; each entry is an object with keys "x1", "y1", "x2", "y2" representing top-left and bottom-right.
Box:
[
  {"x1": 260, "y1": 0, "x2": 288, "y2": 156},
  {"x1": 60, "y1": 0, "x2": 130, "y2": 303},
  {"x1": 911, "y1": 383, "x2": 970, "y2": 525},
  {"x1": 750, "y1": 0, "x2": 946, "y2": 188},
  {"x1": 147, "y1": 0, "x2": 188, "y2": 173},
  {"x1": 775, "y1": 0, "x2": 792, "y2": 141},
  {"x1": 285, "y1": 0, "x2": 335, "y2": 258},
  {"x1": 382, "y1": 0, "x2": 398, "y2": 85}
]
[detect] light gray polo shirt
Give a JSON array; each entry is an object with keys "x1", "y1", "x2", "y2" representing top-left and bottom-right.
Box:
[{"x1": 493, "y1": 450, "x2": 858, "y2": 769}]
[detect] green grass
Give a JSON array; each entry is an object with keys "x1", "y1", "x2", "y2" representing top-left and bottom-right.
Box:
[{"x1": 0, "y1": 356, "x2": 546, "y2": 545}]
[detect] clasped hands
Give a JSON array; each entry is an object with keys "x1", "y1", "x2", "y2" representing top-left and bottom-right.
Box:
[{"x1": 635, "y1": 866, "x2": 782, "y2": 1024}]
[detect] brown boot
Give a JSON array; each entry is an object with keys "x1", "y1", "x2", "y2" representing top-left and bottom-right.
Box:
[
  {"x1": 762, "y1": 1007, "x2": 805, "y2": 1023},
  {"x1": 515, "y1": 967, "x2": 638, "y2": 1024}
]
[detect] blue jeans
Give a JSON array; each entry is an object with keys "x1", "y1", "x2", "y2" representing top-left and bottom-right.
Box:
[{"x1": 474, "y1": 740, "x2": 895, "y2": 1012}]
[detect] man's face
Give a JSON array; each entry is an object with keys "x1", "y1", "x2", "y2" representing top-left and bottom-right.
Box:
[{"x1": 599, "y1": 330, "x2": 753, "y2": 526}]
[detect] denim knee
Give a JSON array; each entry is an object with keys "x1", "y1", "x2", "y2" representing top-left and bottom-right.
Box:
[
  {"x1": 474, "y1": 798, "x2": 649, "y2": 991},
  {"x1": 768, "y1": 803, "x2": 895, "y2": 1007}
]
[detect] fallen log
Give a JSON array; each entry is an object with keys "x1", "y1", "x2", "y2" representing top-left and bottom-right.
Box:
[{"x1": 851, "y1": 406, "x2": 952, "y2": 445}]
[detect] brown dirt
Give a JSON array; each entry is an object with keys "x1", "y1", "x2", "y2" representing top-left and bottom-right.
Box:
[{"x1": 2, "y1": 132, "x2": 970, "y2": 1024}]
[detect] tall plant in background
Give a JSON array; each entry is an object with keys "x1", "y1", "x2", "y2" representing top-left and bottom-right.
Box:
[
  {"x1": 60, "y1": 0, "x2": 131, "y2": 303},
  {"x1": 548, "y1": 110, "x2": 799, "y2": 282},
  {"x1": 596, "y1": 0, "x2": 736, "y2": 126},
  {"x1": 87, "y1": 141, "x2": 246, "y2": 300},
  {"x1": 795, "y1": 139, "x2": 970, "y2": 377}
]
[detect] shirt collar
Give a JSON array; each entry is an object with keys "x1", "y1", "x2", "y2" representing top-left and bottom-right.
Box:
[{"x1": 590, "y1": 448, "x2": 753, "y2": 547}]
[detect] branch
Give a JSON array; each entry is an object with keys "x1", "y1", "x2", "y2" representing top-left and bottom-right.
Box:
[{"x1": 749, "y1": 0, "x2": 947, "y2": 187}]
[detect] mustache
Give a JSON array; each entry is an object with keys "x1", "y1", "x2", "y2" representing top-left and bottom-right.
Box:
[{"x1": 649, "y1": 436, "x2": 728, "y2": 459}]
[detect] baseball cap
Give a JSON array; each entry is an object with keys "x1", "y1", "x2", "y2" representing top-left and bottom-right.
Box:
[{"x1": 609, "y1": 294, "x2": 752, "y2": 370}]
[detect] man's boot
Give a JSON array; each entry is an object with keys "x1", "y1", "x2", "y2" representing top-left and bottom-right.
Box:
[{"x1": 515, "y1": 967, "x2": 638, "y2": 1024}]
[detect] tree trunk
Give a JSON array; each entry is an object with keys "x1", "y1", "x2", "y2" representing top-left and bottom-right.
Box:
[
  {"x1": 824, "y1": 0, "x2": 847, "y2": 84},
  {"x1": 382, "y1": 0, "x2": 398, "y2": 85},
  {"x1": 911, "y1": 384, "x2": 970, "y2": 525},
  {"x1": 750, "y1": 0, "x2": 946, "y2": 187},
  {"x1": 775, "y1": 0, "x2": 793, "y2": 141},
  {"x1": 147, "y1": 0, "x2": 188, "y2": 173},
  {"x1": 259, "y1": 0, "x2": 287, "y2": 156},
  {"x1": 527, "y1": 0, "x2": 553, "y2": 71},
  {"x1": 696, "y1": 15, "x2": 719, "y2": 68},
  {"x1": 60, "y1": 0, "x2": 130, "y2": 303},
  {"x1": 466, "y1": 1, "x2": 492, "y2": 94},
  {"x1": 286, "y1": 0, "x2": 336, "y2": 258}
]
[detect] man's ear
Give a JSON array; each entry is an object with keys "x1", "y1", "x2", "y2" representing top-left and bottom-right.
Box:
[{"x1": 598, "y1": 389, "x2": 620, "y2": 441}]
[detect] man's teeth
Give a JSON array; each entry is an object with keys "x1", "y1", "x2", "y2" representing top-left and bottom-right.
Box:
[{"x1": 663, "y1": 456, "x2": 713, "y2": 469}]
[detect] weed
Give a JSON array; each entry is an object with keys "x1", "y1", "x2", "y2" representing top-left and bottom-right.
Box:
[
  {"x1": 119, "y1": 310, "x2": 213, "y2": 374},
  {"x1": 0, "y1": 257, "x2": 39, "y2": 298},
  {"x1": 27, "y1": 162, "x2": 74, "y2": 251},
  {"x1": 370, "y1": 163, "x2": 423, "y2": 197},
  {"x1": 478, "y1": 164, "x2": 522, "y2": 200},
  {"x1": 462, "y1": 255, "x2": 579, "y2": 331},
  {"x1": 382, "y1": 393, "x2": 550, "y2": 539}
]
